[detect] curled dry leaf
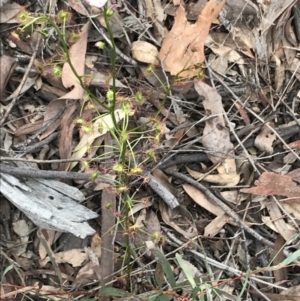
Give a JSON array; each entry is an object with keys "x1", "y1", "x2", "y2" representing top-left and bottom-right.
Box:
[
  {"x1": 131, "y1": 41, "x2": 159, "y2": 65},
  {"x1": 194, "y1": 79, "x2": 238, "y2": 177},
  {"x1": 40, "y1": 249, "x2": 88, "y2": 268},
  {"x1": 158, "y1": 0, "x2": 226, "y2": 77},
  {"x1": 61, "y1": 22, "x2": 90, "y2": 100},
  {"x1": 254, "y1": 123, "x2": 276, "y2": 154},
  {"x1": 40, "y1": 22, "x2": 90, "y2": 140},
  {"x1": 186, "y1": 166, "x2": 240, "y2": 186}
]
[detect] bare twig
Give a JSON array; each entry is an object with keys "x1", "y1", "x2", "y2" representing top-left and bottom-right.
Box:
[
  {"x1": 14, "y1": 107, "x2": 65, "y2": 150},
  {"x1": 15, "y1": 132, "x2": 59, "y2": 157},
  {"x1": 146, "y1": 172, "x2": 179, "y2": 209},
  {"x1": 0, "y1": 165, "x2": 95, "y2": 183}
]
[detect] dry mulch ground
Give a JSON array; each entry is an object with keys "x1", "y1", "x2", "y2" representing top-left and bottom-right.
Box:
[{"x1": 1, "y1": 0, "x2": 300, "y2": 300}]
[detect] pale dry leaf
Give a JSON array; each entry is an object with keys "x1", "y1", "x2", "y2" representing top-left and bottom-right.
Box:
[
  {"x1": 68, "y1": 0, "x2": 87, "y2": 15},
  {"x1": 131, "y1": 41, "x2": 159, "y2": 65},
  {"x1": 194, "y1": 79, "x2": 237, "y2": 175},
  {"x1": 220, "y1": 190, "x2": 244, "y2": 205},
  {"x1": 280, "y1": 284, "x2": 300, "y2": 296},
  {"x1": 75, "y1": 261, "x2": 98, "y2": 285},
  {"x1": 11, "y1": 219, "x2": 33, "y2": 256},
  {"x1": 158, "y1": 0, "x2": 226, "y2": 77},
  {"x1": 0, "y1": 3, "x2": 24, "y2": 23},
  {"x1": 183, "y1": 184, "x2": 235, "y2": 225},
  {"x1": 133, "y1": 209, "x2": 161, "y2": 257},
  {"x1": 40, "y1": 249, "x2": 88, "y2": 267},
  {"x1": 266, "y1": 201, "x2": 296, "y2": 242},
  {"x1": 282, "y1": 201, "x2": 300, "y2": 221},
  {"x1": 186, "y1": 166, "x2": 240, "y2": 186},
  {"x1": 204, "y1": 214, "x2": 229, "y2": 237},
  {"x1": 261, "y1": 216, "x2": 296, "y2": 234},
  {"x1": 206, "y1": 32, "x2": 254, "y2": 59},
  {"x1": 208, "y1": 53, "x2": 228, "y2": 75},
  {"x1": 61, "y1": 22, "x2": 90, "y2": 100},
  {"x1": 254, "y1": 123, "x2": 276, "y2": 154},
  {"x1": 205, "y1": 35, "x2": 245, "y2": 75},
  {"x1": 38, "y1": 229, "x2": 56, "y2": 260},
  {"x1": 152, "y1": 0, "x2": 165, "y2": 22},
  {"x1": 159, "y1": 200, "x2": 196, "y2": 238}
]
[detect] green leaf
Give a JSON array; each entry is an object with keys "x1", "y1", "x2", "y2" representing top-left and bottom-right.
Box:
[
  {"x1": 150, "y1": 294, "x2": 173, "y2": 301},
  {"x1": 279, "y1": 249, "x2": 300, "y2": 266},
  {"x1": 236, "y1": 270, "x2": 249, "y2": 301},
  {"x1": 212, "y1": 288, "x2": 222, "y2": 297},
  {"x1": 155, "y1": 262, "x2": 165, "y2": 288},
  {"x1": 1, "y1": 264, "x2": 14, "y2": 281},
  {"x1": 98, "y1": 287, "x2": 130, "y2": 298},
  {"x1": 155, "y1": 247, "x2": 176, "y2": 288},
  {"x1": 192, "y1": 286, "x2": 201, "y2": 300},
  {"x1": 176, "y1": 253, "x2": 196, "y2": 288}
]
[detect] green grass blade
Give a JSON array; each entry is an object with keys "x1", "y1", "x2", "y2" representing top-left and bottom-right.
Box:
[{"x1": 155, "y1": 247, "x2": 176, "y2": 288}]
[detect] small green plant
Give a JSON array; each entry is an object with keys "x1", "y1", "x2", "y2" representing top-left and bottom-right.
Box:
[{"x1": 15, "y1": 3, "x2": 204, "y2": 298}]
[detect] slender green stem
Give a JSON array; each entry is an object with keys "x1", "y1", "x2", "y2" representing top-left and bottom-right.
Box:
[{"x1": 103, "y1": 6, "x2": 119, "y2": 131}]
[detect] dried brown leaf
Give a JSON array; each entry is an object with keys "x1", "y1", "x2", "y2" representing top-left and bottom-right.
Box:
[
  {"x1": 0, "y1": 3, "x2": 24, "y2": 23},
  {"x1": 0, "y1": 55, "x2": 17, "y2": 100},
  {"x1": 241, "y1": 172, "x2": 300, "y2": 198},
  {"x1": 61, "y1": 21, "x2": 90, "y2": 99},
  {"x1": 272, "y1": 236, "x2": 288, "y2": 288},
  {"x1": 158, "y1": 0, "x2": 226, "y2": 77},
  {"x1": 40, "y1": 99, "x2": 66, "y2": 140},
  {"x1": 194, "y1": 79, "x2": 237, "y2": 174},
  {"x1": 75, "y1": 261, "x2": 98, "y2": 285},
  {"x1": 204, "y1": 214, "x2": 229, "y2": 237},
  {"x1": 183, "y1": 184, "x2": 232, "y2": 220},
  {"x1": 59, "y1": 101, "x2": 78, "y2": 171},
  {"x1": 40, "y1": 249, "x2": 88, "y2": 267},
  {"x1": 266, "y1": 201, "x2": 296, "y2": 241}
]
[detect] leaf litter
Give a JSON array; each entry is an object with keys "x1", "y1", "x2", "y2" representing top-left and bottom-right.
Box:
[{"x1": 1, "y1": 0, "x2": 300, "y2": 300}]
